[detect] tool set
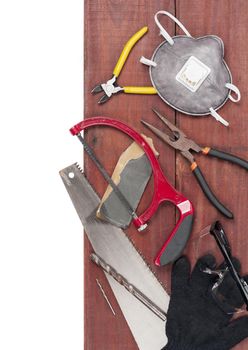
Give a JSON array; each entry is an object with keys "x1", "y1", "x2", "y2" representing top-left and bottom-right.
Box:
[
  {"x1": 93, "y1": 11, "x2": 241, "y2": 126},
  {"x1": 59, "y1": 8, "x2": 248, "y2": 350}
]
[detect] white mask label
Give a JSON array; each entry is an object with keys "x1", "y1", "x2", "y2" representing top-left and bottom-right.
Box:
[{"x1": 176, "y1": 56, "x2": 211, "y2": 92}]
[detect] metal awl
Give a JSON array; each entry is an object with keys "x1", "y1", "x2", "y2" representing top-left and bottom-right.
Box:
[{"x1": 96, "y1": 278, "x2": 116, "y2": 316}]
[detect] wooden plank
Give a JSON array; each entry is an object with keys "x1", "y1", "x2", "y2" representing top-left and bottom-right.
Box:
[
  {"x1": 84, "y1": 0, "x2": 248, "y2": 349},
  {"x1": 84, "y1": 1, "x2": 175, "y2": 349},
  {"x1": 176, "y1": 1, "x2": 248, "y2": 350}
]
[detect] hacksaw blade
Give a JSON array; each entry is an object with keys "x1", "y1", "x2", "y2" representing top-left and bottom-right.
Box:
[
  {"x1": 97, "y1": 136, "x2": 158, "y2": 229},
  {"x1": 59, "y1": 163, "x2": 169, "y2": 350}
]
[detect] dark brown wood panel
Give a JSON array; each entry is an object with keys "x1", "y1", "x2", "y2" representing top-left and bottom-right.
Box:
[
  {"x1": 84, "y1": 1, "x2": 248, "y2": 349},
  {"x1": 176, "y1": 1, "x2": 248, "y2": 349}
]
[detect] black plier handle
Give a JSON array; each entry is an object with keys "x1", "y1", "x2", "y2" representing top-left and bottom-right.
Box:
[
  {"x1": 202, "y1": 147, "x2": 248, "y2": 169},
  {"x1": 191, "y1": 147, "x2": 248, "y2": 218}
]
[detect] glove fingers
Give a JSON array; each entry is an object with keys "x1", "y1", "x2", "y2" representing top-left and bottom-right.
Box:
[
  {"x1": 220, "y1": 316, "x2": 248, "y2": 349},
  {"x1": 217, "y1": 259, "x2": 246, "y2": 308},
  {"x1": 171, "y1": 256, "x2": 190, "y2": 292},
  {"x1": 218, "y1": 257, "x2": 241, "y2": 273},
  {"x1": 217, "y1": 276, "x2": 244, "y2": 308},
  {"x1": 190, "y1": 254, "x2": 217, "y2": 290}
]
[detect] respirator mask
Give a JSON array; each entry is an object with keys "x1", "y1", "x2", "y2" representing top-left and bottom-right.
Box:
[{"x1": 141, "y1": 11, "x2": 241, "y2": 126}]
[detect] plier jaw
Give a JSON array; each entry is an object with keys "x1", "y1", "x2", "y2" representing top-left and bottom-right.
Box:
[
  {"x1": 91, "y1": 76, "x2": 123, "y2": 104},
  {"x1": 91, "y1": 26, "x2": 157, "y2": 104},
  {"x1": 141, "y1": 109, "x2": 202, "y2": 164}
]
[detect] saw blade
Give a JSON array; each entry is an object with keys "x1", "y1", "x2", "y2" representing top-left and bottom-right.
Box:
[{"x1": 59, "y1": 163, "x2": 169, "y2": 350}]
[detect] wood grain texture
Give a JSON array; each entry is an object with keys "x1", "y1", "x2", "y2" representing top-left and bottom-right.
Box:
[
  {"x1": 176, "y1": 1, "x2": 248, "y2": 350},
  {"x1": 84, "y1": 1, "x2": 248, "y2": 349}
]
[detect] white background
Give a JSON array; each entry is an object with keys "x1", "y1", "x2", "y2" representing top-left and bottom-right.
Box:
[{"x1": 0, "y1": 1, "x2": 84, "y2": 349}]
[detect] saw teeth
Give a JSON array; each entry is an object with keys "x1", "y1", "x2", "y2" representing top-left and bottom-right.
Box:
[
  {"x1": 125, "y1": 237, "x2": 166, "y2": 290},
  {"x1": 75, "y1": 162, "x2": 84, "y2": 173},
  {"x1": 71, "y1": 163, "x2": 167, "y2": 292}
]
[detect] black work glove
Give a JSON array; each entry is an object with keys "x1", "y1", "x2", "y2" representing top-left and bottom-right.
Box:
[{"x1": 163, "y1": 255, "x2": 248, "y2": 350}]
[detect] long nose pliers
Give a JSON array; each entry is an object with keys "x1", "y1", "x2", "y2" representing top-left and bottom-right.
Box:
[
  {"x1": 92, "y1": 27, "x2": 157, "y2": 104},
  {"x1": 141, "y1": 109, "x2": 248, "y2": 219}
]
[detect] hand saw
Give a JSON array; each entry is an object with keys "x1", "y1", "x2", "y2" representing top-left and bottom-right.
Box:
[{"x1": 59, "y1": 163, "x2": 169, "y2": 350}]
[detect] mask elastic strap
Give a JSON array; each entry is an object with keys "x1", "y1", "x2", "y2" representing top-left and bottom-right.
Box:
[
  {"x1": 225, "y1": 83, "x2": 241, "y2": 103},
  {"x1": 139, "y1": 56, "x2": 157, "y2": 67},
  {"x1": 154, "y1": 11, "x2": 191, "y2": 46},
  {"x1": 209, "y1": 107, "x2": 229, "y2": 127}
]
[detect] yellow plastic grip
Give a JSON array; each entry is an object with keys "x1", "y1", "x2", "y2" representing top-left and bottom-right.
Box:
[
  {"x1": 113, "y1": 26, "x2": 148, "y2": 78},
  {"x1": 123, "y1": 86, "x2": 157, "y2": 94}
]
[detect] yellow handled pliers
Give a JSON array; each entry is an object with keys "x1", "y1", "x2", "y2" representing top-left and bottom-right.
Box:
[{"x1": 92, "y1": 26, "x2": 157, "y2": 104}]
